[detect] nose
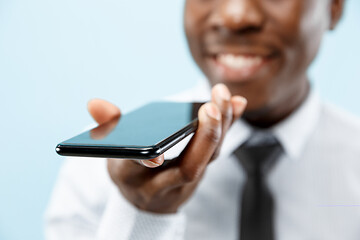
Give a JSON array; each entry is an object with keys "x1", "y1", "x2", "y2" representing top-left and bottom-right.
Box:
[{"x1": 210, "y1": 0, "x2": 265, "y2": 33}]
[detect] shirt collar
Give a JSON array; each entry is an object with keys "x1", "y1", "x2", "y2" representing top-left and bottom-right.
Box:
[
  {"x1": 271, "y1": 89, "x2": 321, "y2": 160},
  {"x1": 169, "y1": 79, "x2": 321, "y2": 161},
  {"x1": 223, "y1": 89, "x2": 321, "y2": 161}
]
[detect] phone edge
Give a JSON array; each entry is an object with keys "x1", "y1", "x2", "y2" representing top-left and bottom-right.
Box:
[{"x1": 55, "y1": 119, "x2": 198, "y2": 160}]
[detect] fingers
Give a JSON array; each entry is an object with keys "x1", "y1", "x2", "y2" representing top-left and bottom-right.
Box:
[
  {"x1": 210, "y1": 84, "x2": 247, "y2": 160},
  {"x1": 231, "y1": 96, "x2": 247, "y2": 125},
  {"x1": 211, "y1": 84, "x2": 232, "y2": 129},
  {"x1": 88, "y1": 98, "x2": 121, "y2": 125},
  {"x1": 176, "y1": 102, "x2": 222, "y2": 183},
  {"x1": 107, "y1": 157, "x2": 163, "y2": 186},
  {"x1": 159, "y1": 84, "x2": 247, "y2": 185},
  {"x1": 109, "y1": 155, "x2": 165, "y2": 185},
  {"x1": 140, "y1": 155, "x2": 165, "y2": 168},
  {"x1": 210, "y1": 84, "x2": 232, "y2": 159}
]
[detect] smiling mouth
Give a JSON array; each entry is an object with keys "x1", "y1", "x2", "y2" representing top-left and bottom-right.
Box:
[
  {"x1": 216, "y1": 54, "x2": 263, "y2": 70},
  {"x1": 208, "y1": 53, "x2": 276, "y2": 82}
]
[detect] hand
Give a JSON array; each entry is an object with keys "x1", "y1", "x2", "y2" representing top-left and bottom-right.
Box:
[{"x1": 88, "y1": 84, "x2": 247, "y2": 214}]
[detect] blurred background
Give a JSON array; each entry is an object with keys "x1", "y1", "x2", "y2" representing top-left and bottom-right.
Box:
[{"x1": 0, "y1": 0, "x2": 359, "y2": 239}]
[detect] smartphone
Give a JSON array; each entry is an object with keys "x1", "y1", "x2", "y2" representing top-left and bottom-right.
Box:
[{"x1": 56, "y1": 102, "x2": 203, "y2": 159}]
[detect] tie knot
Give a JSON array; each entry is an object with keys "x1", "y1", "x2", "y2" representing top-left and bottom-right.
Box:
[
  {"x1": 242, "y1": 130, "x2": 278, "y2": 147},
  {"x1": 234, "y1": 131, "x2": 283, "y2": 176}
]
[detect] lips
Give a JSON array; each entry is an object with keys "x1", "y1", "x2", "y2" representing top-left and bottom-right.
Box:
[
  {"x1": 207, "y1": 52, "x2": 277, "y2": 83},
  {"x1": 216, "y1": 54, "x2": 263, "y2": 70}
]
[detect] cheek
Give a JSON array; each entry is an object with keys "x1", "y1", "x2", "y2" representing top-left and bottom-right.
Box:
[
  {"x1": 184, "y1": 0, "x2": 209, "y2": 42},
  {"x1": 298, "y1": 2, "x2": 329, "y2": 65},
  {"x1": 265, "y1": 0, "x2": 329, "y2": 79},
  {"x1": 184, "y1": 1, "x2": 210, "y2": 72}
]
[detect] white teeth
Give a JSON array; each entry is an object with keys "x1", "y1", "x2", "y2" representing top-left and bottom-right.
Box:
[{"x1": 217, "y1": 54, "x2": 262, "y2": 70}]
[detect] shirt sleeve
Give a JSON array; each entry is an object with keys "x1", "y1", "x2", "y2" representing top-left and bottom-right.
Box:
[
  {"x1": 45, "y1": 157, "x2": 186, "y2": 240},
  {"x1": 97, "y1": 187, "x2": 186, "y2": 240},
  {"x1": 45, "y1": 157, "x2": 106, "y2": 240}
]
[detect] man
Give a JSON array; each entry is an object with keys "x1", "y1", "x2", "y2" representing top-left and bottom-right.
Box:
[{"x1": 46, "y1": 0, "x2": 360, "y2": 239}]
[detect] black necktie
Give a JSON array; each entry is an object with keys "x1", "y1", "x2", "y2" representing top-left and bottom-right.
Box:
[{"x1": 234, "y1": 131, "x2": 283, "y2": 240}]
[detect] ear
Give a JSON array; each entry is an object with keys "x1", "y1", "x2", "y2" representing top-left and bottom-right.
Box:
[{"x1": 329, "y1": 0, "x2": 346, "y2": 30}]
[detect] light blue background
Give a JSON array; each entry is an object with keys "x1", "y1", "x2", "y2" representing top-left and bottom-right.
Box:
[{"x1": 0, "y1": 0, "x2": 359, "y2": 239}]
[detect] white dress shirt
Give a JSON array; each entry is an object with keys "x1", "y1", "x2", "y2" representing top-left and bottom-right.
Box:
[{"x1": 45, "y1": 80, "x2": 360, "y2": 240}]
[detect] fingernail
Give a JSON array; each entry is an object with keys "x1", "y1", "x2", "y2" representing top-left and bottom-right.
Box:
[
  {"x1": 141, "y1": 160, "x2": 161, "y2": 168},
  {"x1": 205, "y1": 103, "x2": 221, "y2": 121},
  {"x1": 216, "y1": 84, "x2": 231, "y2": 101},
  {"x1": 237, "y1": 96, "x2": 247, "y2": 105},
  {"x1": 232, "y1": 96, "x2": 247, "y2": 116},
  {"x1": 233, "y1": 96, "x2": 247, "y2": 108}
]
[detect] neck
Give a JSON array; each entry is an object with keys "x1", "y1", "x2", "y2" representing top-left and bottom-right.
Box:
[{"x1": 242, "y1": 79, "x2": 310, "y2": 129}]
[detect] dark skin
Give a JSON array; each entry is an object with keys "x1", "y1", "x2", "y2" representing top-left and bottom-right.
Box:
[
  {"x1": 185, "y1": 0, "x2": 344, "y2": 128},
  {"x1": 88, "y1": 0, "x2": 345, "y2": 213}
]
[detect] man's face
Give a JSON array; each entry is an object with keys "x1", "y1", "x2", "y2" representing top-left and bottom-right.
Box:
[{"x1": 184, "y1": 0, "x2": 341, "y2": 113}]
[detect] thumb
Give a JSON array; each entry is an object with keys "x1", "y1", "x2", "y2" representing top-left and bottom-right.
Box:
[{"x1": 87, "y1": 98, "x2": 121, "y2": 125}]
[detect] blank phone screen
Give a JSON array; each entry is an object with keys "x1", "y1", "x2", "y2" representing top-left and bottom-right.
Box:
[{"x1": 60, "y1": 102, "x2": 202, "y2": 148}]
